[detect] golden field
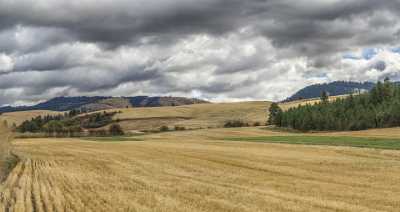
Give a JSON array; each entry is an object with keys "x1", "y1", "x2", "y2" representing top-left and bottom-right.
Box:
[
  {"x1": 110, "y1": 101, "x2": 270, "y2": 131},
  {"x1": 0, "y1": 102, "x2": 271, "y2": 132},
  {"x1": 1, "y1": 127, "x2": 400, "y2": 211},
  {"x1": 0, "y1": 97, "x2": 339, "y2": 131}
]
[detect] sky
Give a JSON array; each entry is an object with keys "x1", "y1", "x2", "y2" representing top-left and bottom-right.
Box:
[{"x1": 0, "y1": 0, "x2": 400, "y2": 106}]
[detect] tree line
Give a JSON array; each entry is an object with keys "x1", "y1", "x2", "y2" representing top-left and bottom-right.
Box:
[
  {"x1": 17, "y1": 109, "x2": 124, "y2": 137},
  {"x1": 269, "y1": 78, "x2": 400, "y2": 131}
]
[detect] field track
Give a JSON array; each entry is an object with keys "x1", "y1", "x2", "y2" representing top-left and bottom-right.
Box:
[{"x1": 1, "y1": 129, "x2": 400, "y2": 212}]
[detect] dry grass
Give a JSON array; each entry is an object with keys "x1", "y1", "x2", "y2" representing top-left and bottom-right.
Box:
[
  {"x1": 279, "y1": 95, "x2": 348, "y2": 111},
  {"x1": 1, "y1": 127, "x2": 400, "y2": 211},
  {"x1": 0, "y1": 123, "x2": 14, "y2": 181},
  {"x1": 0, "y1": 110, "x2": 63, "y2": 126},
  {"x1": 109, "y1": 101, "x2": 270, "y2": 131}
]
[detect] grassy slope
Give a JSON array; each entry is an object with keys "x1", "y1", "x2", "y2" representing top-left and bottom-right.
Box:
[
  {"x1": 0, "y1": 101, "x2": 270, "y2": 131},
  {"x1": 111, "y1": 101, "x2": 270, "y2": 131},
  {"x1": 0, "y1": 95, "x2": 345, "y2": 130},
  {"x1": 2, "y1": 128, "x2": 400, "y2": 211}
]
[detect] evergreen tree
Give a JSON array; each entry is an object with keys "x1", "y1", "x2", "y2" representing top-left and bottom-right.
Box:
[
  {"x1": 109, "y1": 124, "x2": 124, "y2": 136},
  {"x1": 276, "y1": 80, "x2": 400, "y2": 132},
  {"x1": 321, "y1": 91, "x2": 329, "y2": 102},
  {"x1": 268, "y1": 103, "x2": 283, "y2": 125}
]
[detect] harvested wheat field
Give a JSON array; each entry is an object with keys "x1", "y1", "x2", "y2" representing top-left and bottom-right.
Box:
[{"x1": 2, "y1": 128, "x2": 400, "y2": 212}]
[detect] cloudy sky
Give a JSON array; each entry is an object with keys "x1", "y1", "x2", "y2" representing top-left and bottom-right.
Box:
[{"x1": 0, "y1": 0, "x2": 400, "y2": 105}]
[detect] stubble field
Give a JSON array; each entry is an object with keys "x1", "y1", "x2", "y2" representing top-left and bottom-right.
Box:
[{"x1": 1, "y1": 128, "x2": 400, "y2": 212}]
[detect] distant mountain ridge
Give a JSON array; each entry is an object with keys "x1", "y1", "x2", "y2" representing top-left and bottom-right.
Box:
[
  {"x1": 0, "y1": 96, "x2": 209, "y2": 113},
  {"x1": 284, "y1": 81, "x2": 377, "y2": 102}
]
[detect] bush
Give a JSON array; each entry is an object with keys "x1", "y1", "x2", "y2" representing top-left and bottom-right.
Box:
[
  {"x1": 109, "y1": 124, "x2": 124, "y2": 136},
  {"x1": 224, "y1": 120, "x2": 249, "y2": 128},
  {"x1": 160, "y1": 126, "x2": 169, "y2": 132},
  {"x1": 174, "y1": 126, "x2": 186, "y2": 131},
  {"x1": 89, "y1": 129, "x2": 108, "y2": 137},
  {"x1": 253, "y1": 122, "x2": 261, "y2": 127}
]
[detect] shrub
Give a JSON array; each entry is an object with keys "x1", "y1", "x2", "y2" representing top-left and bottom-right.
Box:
[
  {"x1": 109, "y1": 124, "x2": 124, "y2": 136},
  {"x1": 253, "y1": 122, "x2": 261, "y2": 127},
  {"x1": 88, "y1": 129, "x2": 108, "y2": 137},
  {"x1": 174, "y1": 126, "x2": 186, "y2": 131},
  {"x1": 160, "y1": 126, "x2": 169, "y2": 132},
  {"x1": 224, "y1": 120, "x2": 249, "y2": 128}
]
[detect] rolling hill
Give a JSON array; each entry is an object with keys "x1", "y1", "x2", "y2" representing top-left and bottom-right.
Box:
[
  {"x1": 101, "y1": 101, "x2": 270, "y2": 132},
  {"x1": 285, "y1": 81, "x2": 375, "y2": 102},
  {"x1": 0, "y1": 96, "x2": 209, "y2": 113},
  {"x1": 0, "y1": 101, "x2": 270, "y2": 131}
]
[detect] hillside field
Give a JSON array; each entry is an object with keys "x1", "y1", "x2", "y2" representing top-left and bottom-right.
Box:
[
  {"x1": 0, "y1": 98, "x2": 337, "y2": 133},
  {"x1": 109, "y1": 101, "x2": 270, "y2": 132},
  {"x1": 279, "y1": 95, "x2": 349, "y2": 111},
  {"x1": 1, "y1": 127, "x2": 400, "y2": 211},
  {"x1": 2, "y1": 99, "x2": 400, "y2": 211}
]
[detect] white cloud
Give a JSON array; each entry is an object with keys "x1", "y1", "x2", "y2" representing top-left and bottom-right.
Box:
[
  {"x1": 0, "y1": 54, "x2": 14, "y2": 72},
  {"x1": 0, "y1": 0, "x2": 400, "y2": 105}
]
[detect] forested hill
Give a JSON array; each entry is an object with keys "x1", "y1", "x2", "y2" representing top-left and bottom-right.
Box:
[
  {"x1": 270, "y1": 80, "x2": 400, "y2": 132},
  {"x1": 0, "y1": 96, "x2": 209, "y2": 113},
  {"x1": 285, "y1": 81, "x2": 376, "y2": 102}
]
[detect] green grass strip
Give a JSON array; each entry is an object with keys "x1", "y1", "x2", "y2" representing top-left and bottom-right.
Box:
[{"x1": 224, "y1": 136, "x2": 400, "y2": 150}]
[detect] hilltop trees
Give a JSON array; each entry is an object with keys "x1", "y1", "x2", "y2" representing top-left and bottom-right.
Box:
[{"x1": 271, "y1": 79, "x2": 400, "y2": 131}]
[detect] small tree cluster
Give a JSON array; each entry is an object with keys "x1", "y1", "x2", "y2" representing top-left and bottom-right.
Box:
[
  {"x1": 224, "y1": 120, "x2": 249, "y2": 128},
  {"x1": 109, "y1": 124, "x2": 125, "y2": 136},
  {"x1": 17, "y1": 111, "x2": 119, "y2": 137},
  {"x1": 159, "y1": 126, "x2": 169, "y2": 132},
  {"x1": 174, "y1": 126, "x2": 186, "y2": 131},
  {"x1": 88, "y1": 124, "x2": 125, "y2": 137},
  {"x1": 267, "y1": 103, "x2": 282, "y2": 126}
]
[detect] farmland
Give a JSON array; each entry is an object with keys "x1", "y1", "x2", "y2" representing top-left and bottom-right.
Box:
[
  {"x1": 2, "y1": 100, "x2": 400, "y2": 211},
  {"x1": 108, "y1": 101, "x2": 270, "y2": 132},
  {"x1": 1, "y1": 127, "x2": 400, "y2": 211},
  {"x1": 0, "y1": 102, "x2": 270, "y2": 134}
]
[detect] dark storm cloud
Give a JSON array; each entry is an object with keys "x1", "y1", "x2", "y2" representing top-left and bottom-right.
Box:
[
  {"x1": 0, "y1": 0, "x2": 400, "y2": 104},
  {"x1": 0, "y1": 0, "x2": 399, "y2": 50},
  {"x1": 0, "y1": 0, "x2": 259, "y2": 46}
]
